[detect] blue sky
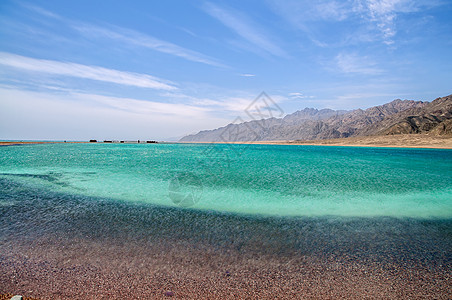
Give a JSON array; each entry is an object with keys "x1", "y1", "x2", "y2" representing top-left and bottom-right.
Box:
[{"x1": 0, "y1": 0, "x2": 451, "y2": 140}]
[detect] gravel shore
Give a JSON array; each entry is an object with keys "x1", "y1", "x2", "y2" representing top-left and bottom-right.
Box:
[
  {"x1": 1, "y1": 179, "x2": 451, "y2": 299},
  {"x1": 1, "y1": 234, "x2": 451, "y2": 299}
]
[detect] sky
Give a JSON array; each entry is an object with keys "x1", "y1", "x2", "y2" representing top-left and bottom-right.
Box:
[{"x1": 0, "y1": 0, "x2": 451, "y2": 141}]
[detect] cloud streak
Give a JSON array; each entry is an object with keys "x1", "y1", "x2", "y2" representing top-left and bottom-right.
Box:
[
  {"x1": 240, "y1": 73, "x2": 255, "y2": 77},
  {"x1": 268, "y1": 0, "x2": 442, "y2": 46},
  {"x1": 335, "y1": 53, "x2": 383, "y2": 75},
  {"x1": 163, "y1": 90, "x2": 288, "y2": 116},
  {"x1": 0, "y1": 52, "x2": 176, "y2": 90},
  {"x1": 73, "y1": 24, "x2": 227, "y2": 68},
  {"x1": 19, "y1": 3, "x2": 226, "y2": 68},
  {"x1": 19, "y1": 2, "x2": 63, "y2": 20},
  {"x1": 0, "y1": 86, "x2": 227, "y2": 140},
  {"x1": 203, "y1": 2, "x2": 287, "y2": 57}
]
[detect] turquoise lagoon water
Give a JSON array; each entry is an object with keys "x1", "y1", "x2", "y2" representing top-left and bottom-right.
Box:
[{"x1": 0, "y1": 143, "x2": 451, "y2": 218}]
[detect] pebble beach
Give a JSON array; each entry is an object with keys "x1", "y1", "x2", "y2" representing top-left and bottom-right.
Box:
[{"x1": 1, "y1": 184, "x2": 451, "y2": 299}]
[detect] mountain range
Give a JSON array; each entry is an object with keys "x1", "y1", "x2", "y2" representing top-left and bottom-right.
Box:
[{"x1": 180, "y1": 94, "x2": 452, "y2": 142}]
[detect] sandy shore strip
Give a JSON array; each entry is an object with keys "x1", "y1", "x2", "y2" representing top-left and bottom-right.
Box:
[
  {"x1": 191, "y1": 134, "x2": 452, "y2": 149},
  {"x1": 0, "y1": 141, "x2": 82, "y2": 146},
  {"x1": 0, "y1": 142, "x2": 53, "y2": 146}
]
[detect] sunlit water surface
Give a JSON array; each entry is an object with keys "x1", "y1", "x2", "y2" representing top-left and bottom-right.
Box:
[{"x1": 1, "y1": 143, "x2": 451, "y2": 218}]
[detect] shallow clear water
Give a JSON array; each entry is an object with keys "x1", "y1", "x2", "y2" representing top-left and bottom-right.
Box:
[{"x1": 0, "y1": 143, "x2": 451, "y2": 218}]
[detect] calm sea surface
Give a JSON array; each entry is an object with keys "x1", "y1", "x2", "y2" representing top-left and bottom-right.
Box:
[{"x1": 0, "y1": 143, "x2": 451, "y2": 218}]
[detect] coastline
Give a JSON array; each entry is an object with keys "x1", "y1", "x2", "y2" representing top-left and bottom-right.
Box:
[
  {"x1": 0, "y1": 141, "x2": 53, "y2": 146},
  {"x1": 0, "y1": 141, "x2": 83, "y2": 146},
  {"x1": 2, "y1": 134, "x2": 452, "y2": 149},
  {"x1": 183, "y1": 134, "x2": 452, "y2": 149}
]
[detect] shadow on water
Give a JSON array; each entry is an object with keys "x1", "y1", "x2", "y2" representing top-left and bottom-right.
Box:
[
  {"x1": 0, "y1": 178, "x2": 451, "y2": 270},
  {"x1": 0, "y1": 172, "x2": 70, "y2": 187}
]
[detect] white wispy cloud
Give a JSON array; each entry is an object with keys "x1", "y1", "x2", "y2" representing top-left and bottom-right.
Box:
[
  {"x1": 360, "y1": 0, "x2": 442, "y2": 44},
  {"x1": 311, "y1": 1, "x2": 351, "y2": 21},
  {"x1": 162, "y1": 91, "x2": 287, "y2": 116},
  {"x1": 203, "y1": 2, "x2": 287, "y2": 57},
  {"x1": 268, "y1": 0, "x2": 442, "y2": 46},
  {"x1": 19, "y1": 2, "x2": 62, "y2": 20},
  {"x1": 335, "y1": 53, "x2": 383, "y2": 75},
  {"x1": 0, "y1": 52, "x2": 176, "y2": 90},
  {"x1": 363, "y1": 0, "x2": 404, "y2": 44},
  {"x1": 0, "y1": 86, "x2": 227, "y2": 140},
  {"x1": 161, "y1": 92, "x2": 254, "y2": 113},
  {"x1": 0, "y1": 85, "x2": 213, "y2": 120},
  {"x1": 289, "y1": 92, "x2": 306, "y2": 99},
  {"x1": 19, "y1": 3, "x2": 225, "y2": 68},
  {"x1": 240, "y1": 74, "x2": 255, "y2": 77},
  {"x1": 267, "y1": 1, "x2": 351, "y2": 27},
  {"x1": 78, "y1": 93, "x2": 209, "y2": 117},
  {"x1": 73, "y1": 24, "x2": 227, "y2": 68}
]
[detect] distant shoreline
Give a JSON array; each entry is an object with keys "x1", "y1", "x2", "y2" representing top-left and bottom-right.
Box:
[
  {"x1": 0, "y1": 141, "x2": 161, "y2": 146},
  {"x1": 0, "y1": 141, "x2": 83, "y2": 146},
  {"x1": 181, "y1": 134, "x2": 452, "y2": 149},
  {"x1": 2, "y1": 134, "x2": 452, "y2": 149}
]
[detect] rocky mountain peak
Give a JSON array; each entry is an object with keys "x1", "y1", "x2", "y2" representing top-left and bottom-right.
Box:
[{"x1": 180, "y1": 94, "x2": 452, "y2": 142}]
